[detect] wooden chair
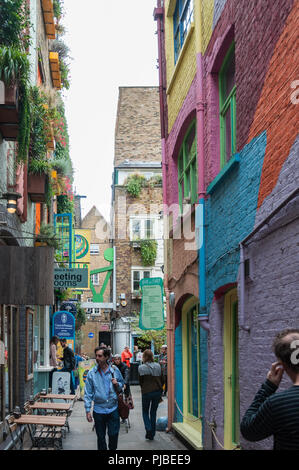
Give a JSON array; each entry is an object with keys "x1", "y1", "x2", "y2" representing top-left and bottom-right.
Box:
[
  {"x1": 23, "y1": 401, "x2": 63, "y2": 449},
  {"x1": 5, "y1": 415, "x2": 24, "y2": 450}
]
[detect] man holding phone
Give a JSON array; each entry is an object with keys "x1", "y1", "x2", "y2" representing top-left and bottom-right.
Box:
[
  {"x1": 84, "y1": 347, "x2": 124, "y2": 450},
  {"x1": 241, "y1": 329, "x2": 299, "y2": 450}
]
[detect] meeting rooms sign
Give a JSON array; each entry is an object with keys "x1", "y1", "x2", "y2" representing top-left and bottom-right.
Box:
[{"x1": 54, "y1": 268, "x2": 88, "y2": 288}]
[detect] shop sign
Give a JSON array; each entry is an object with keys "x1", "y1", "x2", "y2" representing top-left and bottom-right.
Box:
[
  {"x1": 52, "y1": 311, "x2": 75, "y2": 339},
  {"x1": 54, "y1": 268, "x2": 88, "y2": 288}
]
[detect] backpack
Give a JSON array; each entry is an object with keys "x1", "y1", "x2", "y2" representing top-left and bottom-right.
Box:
[{"x1": 64, "y1": 347, "x2": 76, "y2": 371}]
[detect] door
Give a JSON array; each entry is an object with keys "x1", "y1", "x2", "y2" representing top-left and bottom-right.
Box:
[
  {"x1": 223, "y1": 289, "x2": 240, "y2": 449},
  {"x1": 182, "y1": 298, "x2": 202, "y2": 442}
]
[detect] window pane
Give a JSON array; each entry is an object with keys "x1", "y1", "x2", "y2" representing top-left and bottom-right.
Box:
[
  {"x1": 133, "y1": 271, "x2": 140, "y2": 291},
  {"x1": 186, "y1": 124, "x2": 196, "y2": 156},
  {"x1": 143, "y1": 271, "x2": 151, "y2": 278},
  {"x1": 132, "y1": 220, "x2": 141, "y2": 239},
  {"x1": 224, "y1": 104, "x2": 232, "y2": 163},
  {"x1": 225, "y1": 52, "x2": 235, "y2": 99},
  {"x1": 145, "y1": 219, "x2": 154, "y2": 239}
]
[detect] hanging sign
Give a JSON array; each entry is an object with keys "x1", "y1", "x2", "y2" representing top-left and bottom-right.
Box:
[
  {"x1": 52, "y1": 310, "x2": 75, "y2": 339},
  {"x1": 61, "y1": 301, "x2": 77, "y2": 316},
  {"x1": 139, "y1": 277, "x2": 164, "y2": 330}
]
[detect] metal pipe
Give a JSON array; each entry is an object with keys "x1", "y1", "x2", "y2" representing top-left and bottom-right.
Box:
[{"x1": 239, "y1": 242, "x2": 250, "y2": 332}]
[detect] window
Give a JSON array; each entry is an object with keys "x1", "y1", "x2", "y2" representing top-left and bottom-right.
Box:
[
  {"x1": 26, "y1": 309, "x2": 34, "y2": 381},
  {"x1": 132, "y1": 270, "x2": 151, "y2": 292},
  {"x1": 173, "y1": 0, "x2": 194, "y2": 63},
  {"x1": 90, "y1": 244, "x2": 100, "y2": 255},
  {"x1": 91, "y1": 273, "x2": 99, "y2": 286},
  {"x1": 178, "y1": 121, "x2": 197, "y2": 212},
  {"x1": 130, "y1": 217, "x2": 157, "y2": 241},
  {"x1": 219, "y1": 43, "x2": 236, "y2": 168},
  {"x1": 87, "y1": 298, "x2": 93, "y2": 314}
]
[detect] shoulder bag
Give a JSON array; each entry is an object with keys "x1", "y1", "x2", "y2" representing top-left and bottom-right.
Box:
[{"x1": 112, "y1": 368, "x2": 130, "y2": 420}]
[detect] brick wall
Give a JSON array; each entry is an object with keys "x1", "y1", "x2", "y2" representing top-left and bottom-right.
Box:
[{"x1": 114, "y1": 87, "x2": 161, "y2": 166}]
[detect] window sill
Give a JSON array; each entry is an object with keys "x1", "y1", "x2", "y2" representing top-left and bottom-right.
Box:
[
  {"x1": 35, "y1": 366, "x2": 54, "y2": 373},
  {"x1": 206, "y1": 153, "x2": 240, "y2": 195},
  {"x1": 167, "y1": 23, "x2": 195, "y2": 96}
]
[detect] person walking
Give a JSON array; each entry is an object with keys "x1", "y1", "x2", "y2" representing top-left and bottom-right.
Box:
[
  {"x1": 49, "y1": 336, "x2": 60, "y2": 388},
  {"x1": 159, "y1": 345, "x2": 168, "y2": 396},
  {"x1": 84, "y1": 347, "x2": 124, "y2": 451},
  {"x1": 59, "y1": 338, "x2": 76, "y2": 394},
  {"x1": 138, "y1": 349, "x2": 163, "y2": 441},
  {"x1": 121, "y1": 346, "x2": 133, "y2": 368},
  {"x1": 241, "y1": 328, "x2": 299, "y2": 450}
]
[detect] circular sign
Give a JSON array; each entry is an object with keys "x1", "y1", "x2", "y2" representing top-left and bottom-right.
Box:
[{"x1": 88, "y1": 332, "x2": 94, "y2": 338}]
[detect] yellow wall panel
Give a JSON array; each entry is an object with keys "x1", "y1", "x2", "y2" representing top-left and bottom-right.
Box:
[{"x1": 201, "y1": 0, "x2": 215, "y2": 54}]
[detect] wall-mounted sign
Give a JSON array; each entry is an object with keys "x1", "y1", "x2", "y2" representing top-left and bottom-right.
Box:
[
  {"x1": 99, "y1": 324, "x2": 110, "y2": 331},
  {"x1": 139, "y1": 277, "x2": 164, "y2": 330},
  {"x1": 52, "y1": 310, "x2": 75, "y2": 339},
  {"x1": 88, "y1": 332, "x2": 94, "y2": 338},
  {"x1": 54, "y1": 268, "x2": 88, "y2": 288}
]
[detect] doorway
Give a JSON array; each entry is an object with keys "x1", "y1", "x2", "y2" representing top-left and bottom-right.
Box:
[{"x1": 223, "y1": 289, "x2": 240, "y2": 449}]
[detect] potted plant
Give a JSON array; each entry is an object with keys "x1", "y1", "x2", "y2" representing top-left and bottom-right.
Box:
[
  {"x1": 35, "y1": 223, "x2": 60, "y2": 249},
  {"x1": 27, "y1": 159, "x2": 51, "y2": 202}
]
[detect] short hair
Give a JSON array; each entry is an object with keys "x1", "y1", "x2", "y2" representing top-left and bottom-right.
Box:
[
  {"x1": 50, "y1": 336, "x2": 59, "y2": 344},
  {"x1": 272, "y1": 329, "x2": 299, "y2": 373},
  {"x1": 95, "y1": 346, "x2": 111, "y2": 359},
  {"x1": 61, "y1": 338, "x2": 67, "y2": 343},
  {"x1": 113, "y1": 354, "x2": 121, "y2": 359},
  {"x1": 143, "y1": 349, "x2": 154, "y2": 363}
]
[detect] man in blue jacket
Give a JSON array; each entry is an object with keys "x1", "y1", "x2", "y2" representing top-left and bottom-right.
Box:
[{"x1": 84, "y1": 347, "x2": 124, "y2": 450}]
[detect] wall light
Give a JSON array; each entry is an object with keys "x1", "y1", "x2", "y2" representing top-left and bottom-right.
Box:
[{"x1": 1, "y1": 192, "x2": 21, "y2": 214}]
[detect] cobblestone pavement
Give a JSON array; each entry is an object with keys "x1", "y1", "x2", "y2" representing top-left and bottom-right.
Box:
[{"x1": 63, "y1": 385, "x2": 187, "y2": 451}]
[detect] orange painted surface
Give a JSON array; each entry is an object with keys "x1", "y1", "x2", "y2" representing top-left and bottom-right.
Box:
[
  {"x1": 35, "y1": 203, "x2": 41, "y2": 235},
  {"x1": 248, "y1": 5, "x2": 299, "y2": 208}
]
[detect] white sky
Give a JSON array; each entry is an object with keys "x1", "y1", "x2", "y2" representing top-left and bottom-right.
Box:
[{"x1": 62, "y1": 0, "x2": 159, "y2": 222}]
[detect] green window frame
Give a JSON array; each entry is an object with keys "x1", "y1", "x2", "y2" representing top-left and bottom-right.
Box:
[
  {"x1": 187, "y1": 304, "x2": 200, "y2": 418},
  {"x1": 178, "y1": 120, "x2": 197, "y2": 212},
  {"x1": 219, "y1": 43, "x2": 236, "y2": 169}
]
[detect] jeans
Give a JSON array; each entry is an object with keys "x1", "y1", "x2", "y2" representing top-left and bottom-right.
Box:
[
  {"x1": 93, "y1": 409, "x2": 120, "y2": 450},
  {"x1": 141, "y1": 390, "x2": 162, "y2": 438}
]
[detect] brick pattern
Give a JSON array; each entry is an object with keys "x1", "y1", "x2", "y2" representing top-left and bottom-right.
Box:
[{"x1": 114, "y1": 87, "x2": 161, "y2": 166}]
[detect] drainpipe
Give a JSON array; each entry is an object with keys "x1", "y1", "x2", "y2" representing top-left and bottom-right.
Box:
[
  {"x1": 195, "y1": 14, "x2": 209, "y2": 330},
  {"x1": 239, "y1": 242, "x2": 250, "y2": 332}
]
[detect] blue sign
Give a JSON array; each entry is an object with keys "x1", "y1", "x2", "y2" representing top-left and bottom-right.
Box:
[
  {"x1": 52, "y1": 311, "x2": 75, "y2": 339},
  {"x1": 88, "y1": 332, "x2": 94, "y2": 339}
]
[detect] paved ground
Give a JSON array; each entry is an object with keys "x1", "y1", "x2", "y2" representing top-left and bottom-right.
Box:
[{"x1": 63, "y1": 386, "x2": 187, "y2": 451}]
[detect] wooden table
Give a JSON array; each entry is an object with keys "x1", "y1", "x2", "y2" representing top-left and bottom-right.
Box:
[
  {"x1": 40, "y1": 394, "x2": 76, "y2": 401},
  {"x1": 30, "y1": 402, "x2": 71, "y2": 412},
  {"x1": 14, "y1": 415, "x2": 66, "y2": 426}
]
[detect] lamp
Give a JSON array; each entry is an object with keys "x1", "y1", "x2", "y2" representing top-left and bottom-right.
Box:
[{"x1": 1, "y1": 191, "x2": 21, "y2": 214}]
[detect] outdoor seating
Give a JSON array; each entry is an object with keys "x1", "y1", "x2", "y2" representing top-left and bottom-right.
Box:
[
  {"x1": 5, "y1": 414, "x2": 24, "y2": 450},
  {"x1": 14, "y1": 414, "x2": 66, "y2": 450}
]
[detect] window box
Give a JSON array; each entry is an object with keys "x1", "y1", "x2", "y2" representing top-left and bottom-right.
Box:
[
  {"x1": 0, "y1": 83, "x2": 19, "y2": 140},
  {"x1": 131, "y1": 291, "x2": 142, "y2": 300},
  {"x1": 49, "y1": 52, "x2": 61, "y2": 89},
  {"x1": 41, "y1": 0, "x2": 56, "y2": 39},
  {"x1": 27, "y1": 173, "x2": 46, "y2": 203}
]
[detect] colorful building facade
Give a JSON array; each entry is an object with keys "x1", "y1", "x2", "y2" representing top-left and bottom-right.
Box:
[{"x1": 155, "y1": 0, "x2": 299, "y2": 450}]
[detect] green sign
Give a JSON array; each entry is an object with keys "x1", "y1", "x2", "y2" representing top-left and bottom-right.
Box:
[
  {"x1": 54, "y1": 268, "x2": 89, "y2": 288},
  {"x1": 139, "y1": 277, "x2": 164, "y2": 330}
]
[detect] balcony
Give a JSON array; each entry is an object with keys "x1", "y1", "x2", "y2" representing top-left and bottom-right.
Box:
[
  {"x1": 0, "y1": 82, "x2": 19, "y2": 140},
  {"x1": 41, "y1": 0, "x2": 56, "y2": 39},
  {"x1": 49, "y1": 52, "x2": 61, "y2": 89}
]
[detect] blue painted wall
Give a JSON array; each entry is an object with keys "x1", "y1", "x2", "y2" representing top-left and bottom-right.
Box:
[
  {"x1": 205, "y1": 132, "x2": 267, "y2": 312},
  {"x1": 174, "y1": 323, "x2": 183, "y2": 423}
]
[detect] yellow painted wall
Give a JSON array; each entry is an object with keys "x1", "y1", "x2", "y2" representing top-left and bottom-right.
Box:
[{"x1": 164, "y1": 0, "x2": 215, "y2": 132}]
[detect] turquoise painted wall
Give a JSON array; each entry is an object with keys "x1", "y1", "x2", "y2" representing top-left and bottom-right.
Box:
[
  {"x1": 174, "y1": 323, "x2": 183, "y2": 423},
  {"x1": 206, "y1": 132, "x2": 267, "y2": 311}
]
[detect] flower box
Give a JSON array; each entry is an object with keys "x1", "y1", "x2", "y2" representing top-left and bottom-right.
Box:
[
  {"x1": 49, "y1": 52, "x2": 61, "y2": 89},
  {"x1": 27, "y1": 173, "x2": 46, "y2": 203},
  {"x1": 0, "y1": 83, "x2": 19, "y2": 140},
  {"x1": 41, "y1": 0, "x2": 56, "y2": 39}
]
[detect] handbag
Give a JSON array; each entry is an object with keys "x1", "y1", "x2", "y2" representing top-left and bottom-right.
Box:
[
  {"x1": 125, "y1": 393, "x2": 134, "y2": 410},
  {"x1": 112, "y1": 370, "x2": 130, "y2": 420}
]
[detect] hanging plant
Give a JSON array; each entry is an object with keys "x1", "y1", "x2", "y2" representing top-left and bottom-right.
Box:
[
  {"x1": 125, "y1": 173, "x2": 146, "y2": 198},
  {"x1": 35, "y1": 223, "x2": 61, "y2": 249},
  {"x1": 0, "y1": 0, "x2": 31, "y2": 50},
  {"x1": 140, "y1": 240, "x2": 158, "y2": 266}
]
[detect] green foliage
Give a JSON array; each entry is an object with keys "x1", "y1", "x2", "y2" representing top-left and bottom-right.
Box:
[
  {"x1": 0, "y1": 0, "x2": 31, "y2": 50},
  {"x1": 148, "y1": 174, "x2": 163, "y2": 187},
  {"x1": 57, "y1": 194, "x2": 74, "y2": 214},
  {"x1": 131, "y1": 318, "x2": 167, "y2": 354},
  {"x1": 53, "y1": 0, "x2": 64, "y2": 21},
  {"x1": 17, "y1": 82, "x2": 31, "y2": 162},
  {"x1": 29, "y1": 87, "x2": 49, "y2": 161},
  {"x1": 36, "y1": 223, "x2": 61, "y2": 249},
  {"x1": 125, "y1": 174, "x2": 146, "y2": 198},
  {"x1": 75, "y1": 303, "x2": 86, "y2": 332},
  {"x1": 55, "y1": 288, "x2": 72, "y2": 301},
  {"x1": 140, "y1": 240, "x2": 158, "y2": 266},
  {"x1": 51, "y1": 157, "x2": 71, "y2": 176},
  {"x1": 0, "y1": 46, "x2": 30, "y2": 84},
  {"x1": 28, "y1": 158, "x2": 51, "y2": 175}
]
